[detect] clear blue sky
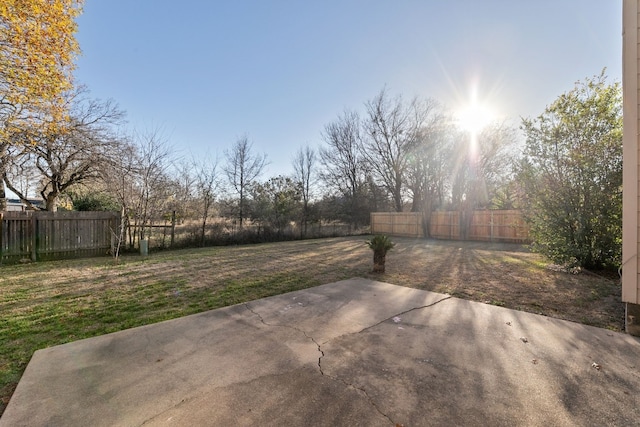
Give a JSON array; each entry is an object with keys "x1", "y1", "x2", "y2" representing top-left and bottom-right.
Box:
[{"x1": 74, "y1": 1, "x2": 622, "y2": 177}]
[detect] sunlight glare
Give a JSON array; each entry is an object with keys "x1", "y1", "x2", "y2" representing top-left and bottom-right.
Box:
[{"x1": 456, "y1": 102, "x2": 495, "y2": 134}]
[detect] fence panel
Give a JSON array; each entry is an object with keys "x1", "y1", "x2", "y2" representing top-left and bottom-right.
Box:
[
  {"x1": 0, "y1": 212, "x2": 33, "y2": 262},
  {"x1": 0, "y1": 211, "x2": 119, "y2": 263},
  {"x1": 470, "y1": 210, "x2": 530, "y2": 243},
  {"x1": 429, "y1": 211, "x2": 461, "y2": 240},
  {"x1": 372, "y1": 210, "x2": 530, "y2": 243},
  {"x1": 469, "y1": 210, "x2": 493, "y2": 241},
  {"x1": 370, "y1": 212, "x2": 423, "y2": 237}
]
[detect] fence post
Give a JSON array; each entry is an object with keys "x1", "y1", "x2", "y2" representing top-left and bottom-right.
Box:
[
  {"x1": 490, "y1": 211, "x2": 494, "y2": 243},
  {"x1": 31, "y1": 212, "x2": 37, "y2": 262},
  {"x1": 110, "y1": 212, "x2": 118, "y2": 255},
  {"x1": 391, "y1": 213, "x2": 395, "y2": 235},
  {"x1": 0, "y1": 212, "x2": 3, "y2": 265},
  {"x1": 170, "y1": 210, "x2": 176, "y2": 247},
  {"x1": 110, "y1": 215, "x2": 115, "y2": 255}
]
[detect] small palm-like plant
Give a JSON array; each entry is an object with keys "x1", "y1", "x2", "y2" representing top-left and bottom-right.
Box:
[{"x1": 366, "y1": 234, "x2": 395, "y2": 273}]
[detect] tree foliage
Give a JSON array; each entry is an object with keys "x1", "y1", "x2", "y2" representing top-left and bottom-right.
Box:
[
  {"x1": 517, "y1": 72, "x2": 622, "y2": 269},
  {"x1": 0, "y1": 0, "x2": 84, "y2": 209},
  {"x1": 0, "y1": 0, "x2": 83, "y2": 129},
  {"x1": 248, "y1": 175, "x2": 300, "y2": 237},
  {"x1": 69, "y1": 190, "x2": 119, "y2": 211}
]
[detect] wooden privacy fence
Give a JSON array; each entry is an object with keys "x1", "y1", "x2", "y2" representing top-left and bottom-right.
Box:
[
  {"x1": 0, "y1": 211, "x2": 120, "y2": 263},
  {"x1": 371, "y1": 210, "x2": 530, "y2": 243},
  {"x1": 370, "y1": 212, "x2": 424, "y2": 238}
]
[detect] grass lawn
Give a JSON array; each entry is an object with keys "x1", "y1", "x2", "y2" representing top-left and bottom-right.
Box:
[{"x1": 0, "y1": 236, "x2": 623, "y2": 416}]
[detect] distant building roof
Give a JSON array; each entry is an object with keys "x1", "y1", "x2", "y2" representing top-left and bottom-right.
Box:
[{"x1": 4, "y1": 198, "x2": 45, "y2": 211}]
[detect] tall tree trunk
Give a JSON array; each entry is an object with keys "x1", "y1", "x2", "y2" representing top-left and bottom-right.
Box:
[
  {"x1": 0, "y1": 145, "x2": 7, "y2": 211},
  {"x1": 422, "y1": 197, "x2": 433, "y2": 238},
  {"x1": 0, "y1": 181, "x2": 6, "y2": 211},
  {"x1": 394, "y1": 180, "x2": 403, "y2": 212},
  {"x1": 46, "y1": 193, "x2": 58, "y2": 212}
]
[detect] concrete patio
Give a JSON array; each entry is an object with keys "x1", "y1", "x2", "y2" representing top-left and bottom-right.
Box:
[{"x1": 2, "y1": 278, "x2": 639, "y2": 426}]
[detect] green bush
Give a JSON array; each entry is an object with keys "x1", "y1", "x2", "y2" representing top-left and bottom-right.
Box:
[
  {"x1": 517, "y1": 72, "x2": 622, "y2": 270},
  {"x1": 70, "y1": 192, "x2": 120, "y2": 212},
  {"x1": 366, "y1": 234, "x2": 395, "y2": 253}
]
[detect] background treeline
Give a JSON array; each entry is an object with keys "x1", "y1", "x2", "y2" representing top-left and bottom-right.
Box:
[
  {"x1": 1, "y1": 74, "x2": 622, "y2": 270},
  {"x1": 0, "y1": 86, "x2": 521, "y2": 246},
  {"x1": 0, "y1": 2, "x2": 624, "y2": 270}
]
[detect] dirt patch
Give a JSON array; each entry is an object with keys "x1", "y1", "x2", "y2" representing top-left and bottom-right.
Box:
[{"x1": 377, "y1": 238, "x2": 623, "y2": 331}]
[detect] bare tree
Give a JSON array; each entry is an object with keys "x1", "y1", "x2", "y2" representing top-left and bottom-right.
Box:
[
  {"x1": 172, "y1": 158, "x2": 198, "y2": 221},
  {"x1": 319, "y1": 109, "x2": 369, "y2": 229},
  {"x1": 3, "y1": 89, "x2": 125, "y2": 211},
  {"x1": 292, "y1": 145, "x2": 315, "y2": 237},
  {"x1": 223, "y1": 135, "x2": 267, "y2": 229},
  {"x1": 99, "y1": 139, "x2": 138, "y2": 248},
  {"x1": 3, "y1": 141, "x2": 39, "y2": 198},
  {"x1": 447, "y1": 122, "x2": 518, "y2": 239},
  {"x1": 475, "y1": 123, "x2": 519, "y2": 202},
  {"x1": 99, "y1": 128, "x2": 174, "y2": 248},
  {"x1": 132, "y1": 129, "x2": 174, "y2": 243},
  {"x1": 450, "y1": 122, "x2": 517, "y2": 211},
  {"x1": 405, "y1": 113, "x2": 453, "y2": 236},
  {"x1": 193, "y1": 155, "x2": 220, "y2": 246},
  {"x1": 362, "y1": 88, "x2": 435, "y2": 212}
]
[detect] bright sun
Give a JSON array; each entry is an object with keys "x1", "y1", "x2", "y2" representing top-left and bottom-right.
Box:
[{"x1": 455, "y1": 102, "x2": 496, "y2": 134}]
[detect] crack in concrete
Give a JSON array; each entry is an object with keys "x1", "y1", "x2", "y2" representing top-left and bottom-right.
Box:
[
  {"x1": 358, "y1": 295, "x2": 452, "y2": 334},
  {"x1": 322, "y1": 297, "x2": 453, "y2": 426},
  {"x1": 244, "y1": 303, "x2": 325, "y2": 374},
  {"x1": 323, "y1": 372, "x2": 397, "y2": 426},
  {"x1": 243, "y1": 302, "x2": 402, "y2": 426},
  {"x1": 243, "y1": 298, "x2": 451, "y2": 426},
  {"x1": 140, "y1": 398, "x2": 188, "y2": 426},
  {"x1": 315, "y1": 338, "x2": 325, "y2": 376}
]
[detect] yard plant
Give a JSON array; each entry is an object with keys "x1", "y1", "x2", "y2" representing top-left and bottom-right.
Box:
[{"x1": 366, "y1": 234, "x2": 395, "y2": 273}]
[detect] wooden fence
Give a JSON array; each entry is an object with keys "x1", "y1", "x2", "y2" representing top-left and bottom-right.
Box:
[
  {"x1": 369, "y1": 212, "x2": 424, "y2": 238},
  {"x1": 0, "y1": 211, "x2": 120, "y2": 263},
  {"x1": 371, "y1": 210, "x2": 530, "y2": 243}
]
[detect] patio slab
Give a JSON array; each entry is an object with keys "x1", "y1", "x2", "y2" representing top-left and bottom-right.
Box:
[{"x1": 2, "y1": 278, "x2": 639, "y2": 426}]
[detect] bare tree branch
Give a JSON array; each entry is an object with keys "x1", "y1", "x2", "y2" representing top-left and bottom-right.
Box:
[{"x1": 223, "y1": 135, "x2": 267, "y2": 228}]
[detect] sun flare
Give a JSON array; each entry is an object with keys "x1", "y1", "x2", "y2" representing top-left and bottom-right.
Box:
[{"x1": 455, "y1": 102, "x2": 496, "y2": 134}]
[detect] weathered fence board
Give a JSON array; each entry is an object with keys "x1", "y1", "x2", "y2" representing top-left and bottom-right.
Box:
[
  {"x1": 371, "y1": 210, "x2": 530, "y2": 243},
  {"x1": 0, "y1": 211, "x2": 120, "y2": 263}
]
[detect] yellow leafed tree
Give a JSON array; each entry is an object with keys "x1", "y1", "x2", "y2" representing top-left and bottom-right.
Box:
[
  {"x1": 0, "y1": 0, "x2": 83, "y2": 114},
  {"x1": 0, "y1": 0, "x2": 83, "y2": 208}
]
